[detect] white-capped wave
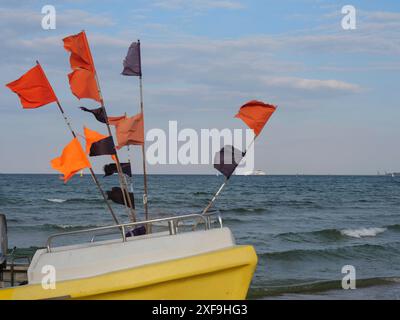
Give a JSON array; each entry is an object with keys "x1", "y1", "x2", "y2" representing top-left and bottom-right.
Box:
[
  {"x1": 46, "y1": 198, "x2": 67, "y2": 203},
  {"x1": 341, "y1": 227, "x2": 386, "y2": 238}
]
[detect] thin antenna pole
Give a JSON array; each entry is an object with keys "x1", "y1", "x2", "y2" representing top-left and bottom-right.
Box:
[{"x1": 36, "y1": 60, "x2": 119, "y2": 224}]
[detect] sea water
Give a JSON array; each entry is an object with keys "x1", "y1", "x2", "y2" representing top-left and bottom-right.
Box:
[{"x1": 1, "y1": 174, "x2": 400, "y2": 299}]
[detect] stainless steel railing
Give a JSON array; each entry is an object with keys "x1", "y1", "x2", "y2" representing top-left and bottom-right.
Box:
[{"x1": 45, "y1": 211, "x2": 222, "y2": 252}]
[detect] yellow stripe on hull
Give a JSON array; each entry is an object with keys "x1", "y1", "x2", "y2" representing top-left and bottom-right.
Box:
[{"x1": 0, "y1": 245, "x2": 257, "y2": 300}]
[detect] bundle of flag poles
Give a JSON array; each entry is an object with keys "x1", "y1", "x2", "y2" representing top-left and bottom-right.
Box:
[{"x1": 5, "y1": 31, "x2": 149, "y2": 231}]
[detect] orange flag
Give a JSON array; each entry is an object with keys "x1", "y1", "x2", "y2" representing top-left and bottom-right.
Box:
[
  {"x1": 235, "y1": 100, "x2": 276, "y2": 136},
  {"x1": 83, "y1": 126, "x2": 108, "y2": 154},
  {"x1": 108, "y1": 115, "x2": 127, "y2": 126},
  {"x1": 63, "y1": 31, "x2": 101, "y2": 102},
  {"x1": 5, "y1": 64, "x2": 57, "y2": 109},
  {"x1": 114, "y1": 113, "x2": 144, "y2": 149},
  {"x1": 50, "y1": 137, "x2": 91, "y2": 183}
]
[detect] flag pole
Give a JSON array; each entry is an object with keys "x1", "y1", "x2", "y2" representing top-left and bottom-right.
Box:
[
  {"x1": 81, "y1": 31, "x2": 137, "y2": 222},
  {"x1": 138, "y1": 40, "x2": 150, "y2": 222},
  {"x1": 35, "y1": 61, "x2": 120, "y2": 225},
  {"x1": 56, "y1": 100, "x2": 120, "y2": 225},
  {"x1": 201, "y1": 177, "x2": 229, "y2": 215},
  {"x1": 97, "y1": 85, "x2": 137, "y2": 222}
]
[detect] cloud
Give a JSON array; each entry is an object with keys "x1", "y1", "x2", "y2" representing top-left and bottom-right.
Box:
[
  {"x1": 0, "y1": 7, "x2": 114, "y2": 34},
  {"x1": 261, "y1": 77, "x2": 361, "y2": 93},
  {"x1": 363, "y1": 11, "x2": 400, "y2": 22},
  {"x1": 152, "y1": 0, "x2": 244, "y2": 11}
]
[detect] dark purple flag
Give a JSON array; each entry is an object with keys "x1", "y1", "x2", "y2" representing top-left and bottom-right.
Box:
[
  {"x1": 122, "y1": 41, "x2": 142, "y2": 76},
  {"x1": 89, "y1": 136, "x2": 116, "y2": 157},
  {"x1": 79, "y1": 106, "x2": 107, "y2": 124},
  {"x1": 107, "y1": 187, "x2": 135, "y2": 209},
  {"x1": 103, "y1": 162, "x2": 132, "y2": 177},
  {"x1": 214, "y1": 145, "x2": 245, "y2": 178}
]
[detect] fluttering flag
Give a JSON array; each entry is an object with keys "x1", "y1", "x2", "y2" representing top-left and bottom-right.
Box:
[
  {"x1": 103, "y1": 163, "x2": 132, "y2": 177},
  {"x1": 50, "y1": 137, "x2": 91, "y2": 183},
  {"x1": 121, "y1": 42, "x2": 142, "y2": 76},
  {"x1": 107, "y1": 187, "x2": 135, "y2": 209},
  {"x1": 114, "y1": 113, "x2": 144, "y2": 148},
  {"x1": 235, "y1": 100, "x2": 276, "y2": 136},
  {"x1": 63, "y1": 31, "x2": 101, "y2": 102},
  {"x1": 5, "y1": 64, "x2": 57, "y2": 109},
  {"x1": 214, "y1": 145, "x2": 245, "y2": 179},
  {"x1": 108, "y1": 115, "x2": 127, "y2": 126},
  {"x1": 79, "y1": 106, "x2": 107, "y2": 123},
  {"x1": 83, "y1": 126, "x2": 107, "y2": 154},
  {"x1": 83, "y1": 127, "x2": 116, "y2": 156},
  {"x1": 90, "y1": 136, "x2": 116, "y2": 157}
]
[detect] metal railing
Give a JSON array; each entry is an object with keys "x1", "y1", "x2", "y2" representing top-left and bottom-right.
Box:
[{"x1": 46, "y1": 211, "x2": 222, "y2": 253}]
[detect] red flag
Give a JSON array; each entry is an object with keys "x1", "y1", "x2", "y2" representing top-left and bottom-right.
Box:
[
  {"x1": 50, "y1": 138, "x2": 91, "y2": 183},
  {"x1": 5, "y1": 64, "x2": 57, "y2": 109},
  {"x1": 63, "y1": 31, "x2": 101, "y2": 102},
  {"x1": 235, "y1": 100, "x2": 276, "y2": 136},
  {"x1": 114, "y1": 113, "x2": 144, "y2": 148}
]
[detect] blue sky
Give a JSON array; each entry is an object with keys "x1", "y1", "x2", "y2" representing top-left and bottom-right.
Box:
[{"x1": 0, "y1": 0, "x2": 399, "y2": 174}]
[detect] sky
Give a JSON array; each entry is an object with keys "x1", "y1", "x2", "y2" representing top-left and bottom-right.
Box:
[{"x1": 0, "y1": 0, "x2": 399, "y2": 175}]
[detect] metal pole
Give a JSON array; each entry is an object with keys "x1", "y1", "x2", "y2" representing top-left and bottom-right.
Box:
[
  {"x1": 201, "y1": 178, "x2": 228, "y2": 215},
  {"x1": 139, "y1": 75, "x2": 149, "y2": 221},
  {"x1": 136, "y1": 39, "x2": 150, "y2": 222}
]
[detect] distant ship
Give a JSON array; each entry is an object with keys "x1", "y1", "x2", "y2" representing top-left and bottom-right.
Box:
[
  {"x1": 239, "y1": 170, "x2": 267, "y2": 176},
  {"x1": 385, "y1": 172, "x2": 400, "y2": 177}
]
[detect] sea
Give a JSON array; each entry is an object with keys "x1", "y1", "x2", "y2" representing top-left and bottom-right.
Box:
[{"x1": 1, "y1": 174, "x2": 400, "y2": 300}]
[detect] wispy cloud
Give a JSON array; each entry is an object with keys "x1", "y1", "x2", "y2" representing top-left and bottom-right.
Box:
[
  {"x1": 261, "y1": 77, "x2": 361, "y2": 93},
  {"x1": 152, "y1": 0, "x2": 244, "y2": 11}
]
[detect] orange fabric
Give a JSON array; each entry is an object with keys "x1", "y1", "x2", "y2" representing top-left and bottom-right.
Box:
[
  {"x1": 63, "y1": 31, "x2": 101, "y2": 102},
  {"x1": 108, "y1": 115, "x2": 127, "y2": 126},
  {"x1": 63, "y1": 31, "x2": 94, "y2": 72},
  {"x1": 50, "y1": 137, "x2": 91, "y2": 183},
  {"x1": 235, "y1": 100, "x2": 276, "y2": 136},
  {"x1": 67, "y1": 69, "x2": 100, "y2": 102},
  {"x1": 114, "y1": 113, "x2": 144, "y2": 148},
  {"x1": 5, "y1": 64, "x2": 57, "y2": 109},
  {"x1": 83, "y1": 126, "x2": 108, "y2": 154}
]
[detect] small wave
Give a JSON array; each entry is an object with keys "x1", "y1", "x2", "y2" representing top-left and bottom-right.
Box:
[
  {"x1": 221, "y1": 207, "x2": 265, "y2": 213},
  {"x1": 46, "y1": 198, "x2": 67, "y2": 203},
  {"x1": 387, "y1": 224, "x2": 400, "y2": 231},
  {"x1": 193, "y1": 192, "x2": 208, "y2": 196},
  {"x1": 340, "y1": 227, "x2": 386, "y2": 238},
  {"x1": 248, "y1": 277, "x2": 400, "y2": 298},
  {"x1": 10, "y1": 223, "x2": 103, "y2": 232},
  {"x1": 43, "y1": 224, "x2": 102, "y2": 231},
  {"x1": 276, "y1": 228, "x2": 343, "y2": 242},
  {"x1": 259, "y1": 243, "x2": 396, "y2": 262}
]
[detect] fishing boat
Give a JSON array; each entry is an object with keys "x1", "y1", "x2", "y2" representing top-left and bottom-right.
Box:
[
  {"x1": 0, "y1": 32, "x2": 276, "y2": 300},
  {"x1": 0, "y1": 212, "x2": 257, "y2": 300}
]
